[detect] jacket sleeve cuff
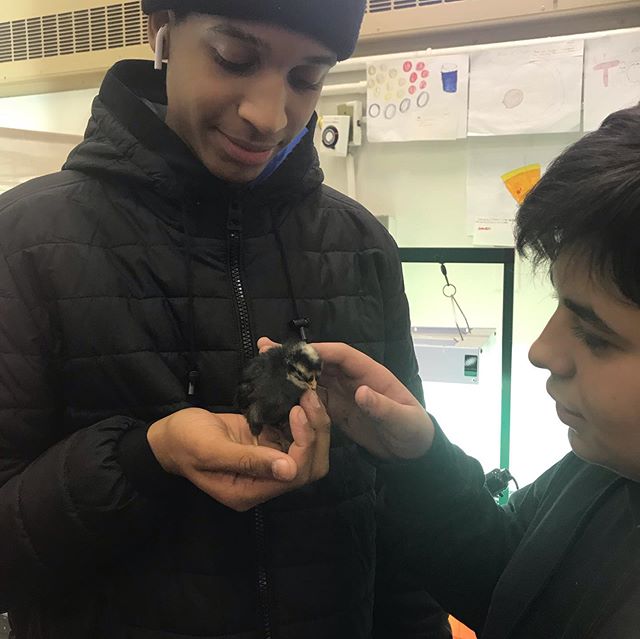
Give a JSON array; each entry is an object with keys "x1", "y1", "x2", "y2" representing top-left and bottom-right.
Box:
[
  {"x1": 118, "y1": 424, "x2": 186, "y2": 499},
  {"x1": 376, "y1": 417, "x2": 488, "y2": 514}
]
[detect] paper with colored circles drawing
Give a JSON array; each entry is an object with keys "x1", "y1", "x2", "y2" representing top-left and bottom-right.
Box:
[{"x1": 366, "y1": 54, "x2": 469, "y2": 142}]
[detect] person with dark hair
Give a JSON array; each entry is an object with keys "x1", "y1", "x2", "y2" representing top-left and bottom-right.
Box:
[
  {"x1": 0, "y1": 2, "x2": 450, "y2": 638},
  {"x1": 284, "y1": 104, "x2": 640, "y2": 638}
]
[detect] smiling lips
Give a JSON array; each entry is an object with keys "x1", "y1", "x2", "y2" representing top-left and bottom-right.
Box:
[
  {"x1": 556, "y1": 402, "x2": 583, "y2": 421},
  {"x1": 552, "y1": 396, "x2": 584, "y2": 426},
  {"x1": 547, "y1": 381, "x2": 584, "y2": 420},
  {"x1": 218, "y1": 130, "x2": 278, "y2": 166}
]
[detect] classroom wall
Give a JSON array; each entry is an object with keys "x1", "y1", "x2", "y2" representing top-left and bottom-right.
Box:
[
  {"x1": 0, "y1": 127, "x2": 82, "y2": 194},
  {"x1": 0, "y1": 88, "x2": 95, "y2": 137},
  {"x1": 317, "y1": 105, "x2": 574, "y2": 485}
]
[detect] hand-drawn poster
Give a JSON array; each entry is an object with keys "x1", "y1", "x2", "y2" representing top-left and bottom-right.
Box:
[
  {"x1": 366, "y1": 54, "x2": 469, "y2": 142},
  {"x1": 468, "y1": 40, "x2": 584, "y2": 136},
  {"x1": 584, "y1": 33, "x2": 640, "y2": 132},
  {"x1": 475, "y1": 163, "x2": 542, "y2": 246},
  {"x1": 467, "y1": 134, "x2": 581, "y2": 246}
]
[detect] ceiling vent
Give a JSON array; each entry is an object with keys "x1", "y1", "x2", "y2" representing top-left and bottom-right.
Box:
[
  {"x1": 0, "y1": 0, "x2": 637, "y2": 97},
  {"x1": 0, "y1": 3, "x2": 146, "y2": 65}
]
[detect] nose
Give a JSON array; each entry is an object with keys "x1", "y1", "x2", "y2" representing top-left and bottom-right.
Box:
[
  {"x1": 528, "y1": 306, "x2": 576, "y2": 379},
  {"x1": 238, "y1": 72, "x2": 288, "y2": 137}
]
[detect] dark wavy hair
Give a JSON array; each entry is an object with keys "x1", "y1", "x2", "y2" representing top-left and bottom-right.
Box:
[{"x1": 516, "y1": 104, "x2": 640, "y2": 304}]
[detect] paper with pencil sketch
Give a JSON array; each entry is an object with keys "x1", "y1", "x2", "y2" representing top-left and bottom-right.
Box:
[
  {"x1": 469, "y1": 40, "x2": 584, "y2": 136},
  {"x1": 584, "y1": 32, "x2": 640, "y2": 132}
]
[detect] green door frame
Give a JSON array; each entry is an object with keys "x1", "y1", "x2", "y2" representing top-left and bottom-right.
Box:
[{"x1": 399, "y1": 248, "x2": 516, "y2": 474}]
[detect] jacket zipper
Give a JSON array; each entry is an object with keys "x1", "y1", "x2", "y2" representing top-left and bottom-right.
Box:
[
  {"x1": 227, "y1": 199, "x2": 273, "y2": 639},
  {"x1": 228, "y1": 200, "x2": 255, "y2": 362},
  {"x1": 255, "y1": 509, "x2": 273, "y2": 639}
]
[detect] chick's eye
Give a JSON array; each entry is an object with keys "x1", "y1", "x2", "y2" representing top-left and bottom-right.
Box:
[
  {"x1": 295, "y1": 368, "x2": 312, "y2": 383},
  {"x1": 288, "y1": 364, "x2": 303, "y2": 376}
]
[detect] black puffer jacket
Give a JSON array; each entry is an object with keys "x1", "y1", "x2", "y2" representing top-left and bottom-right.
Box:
[{"x1": 0, "y1": 61, "x2": 449, "y2": 639}]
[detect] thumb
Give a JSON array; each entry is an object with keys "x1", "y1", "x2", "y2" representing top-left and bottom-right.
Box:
[
  {"x1": 211, "y1": 440, "x2": 298, "y2": 482},
  {"x1": 257, "y1": 336, "x2": 280, "y2": 353},
  {"x1": 355, "y1": 385, "x2": 412, "y2": 424},
  {"x1": 355, "y1": 386, "x2": 435, "y2": 459}
]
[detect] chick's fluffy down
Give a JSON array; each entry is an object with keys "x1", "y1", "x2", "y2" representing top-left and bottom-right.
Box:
[{"x1": 236, "y1": 342, "x2": 322, "y2": 439}]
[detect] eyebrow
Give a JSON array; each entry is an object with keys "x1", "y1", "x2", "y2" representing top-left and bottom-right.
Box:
[
  {"x1": 209, "y1": 24, "x2": 268, "y2": 50},
  {"x1": 302, "y1": 54, "x2": 337, "y2": 66},
  {"x1": 208, "y1": 24, "x2": 337, "y2": 66},
  {"x1": 563, "y1": 297, "x2": 619, "y2": 336}
]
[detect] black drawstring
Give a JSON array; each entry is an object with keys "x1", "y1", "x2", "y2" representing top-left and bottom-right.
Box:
[
  {"x1": 273, "y1": 222, "x2": 311, "y2": 342},
  {"x1": 180, "y1": 203, "x2": 200, "y2": 398}
]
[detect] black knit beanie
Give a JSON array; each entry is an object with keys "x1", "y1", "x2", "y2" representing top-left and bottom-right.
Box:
[{"x1": 141, "y1": 0, "x2": 366, "y2": 61}]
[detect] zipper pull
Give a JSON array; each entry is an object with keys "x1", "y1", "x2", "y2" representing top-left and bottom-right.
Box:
[{"x1": 187, "y1": 369, "x2": 200, "y2": 397}]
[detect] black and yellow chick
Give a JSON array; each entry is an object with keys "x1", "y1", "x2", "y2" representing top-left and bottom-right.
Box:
[{"x1": 236, "y1": 341, "x2": 323, "y2": 447}]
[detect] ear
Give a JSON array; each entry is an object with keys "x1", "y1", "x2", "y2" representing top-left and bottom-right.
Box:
[{"x1": 147, "y1": 10, "x2": 172, "y2": 57}]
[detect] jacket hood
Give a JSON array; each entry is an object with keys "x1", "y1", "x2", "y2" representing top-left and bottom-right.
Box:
[{"x1": 64, "y1": 60, "x2": 324, "y2": 209}]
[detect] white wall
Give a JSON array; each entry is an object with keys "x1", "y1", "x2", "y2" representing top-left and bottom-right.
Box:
[
  {"x1": 0, "y1": 88, "x2": 95, "y2": 137},
  {"x1": 0, "y1": 89, "x2": 94, "y2": 192},
  {"x1": 318, "y1": 93, "x2": 573, "y2": 486},
  {"x1": 0, "y1": 128, "x2": 82, "y2": 194}
]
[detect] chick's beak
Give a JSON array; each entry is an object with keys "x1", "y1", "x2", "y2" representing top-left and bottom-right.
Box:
[{"x1": 309, "y1": 377, "x2": 318, "y2": 391}]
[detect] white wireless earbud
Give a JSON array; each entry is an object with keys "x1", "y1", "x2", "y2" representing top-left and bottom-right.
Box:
[{"x1": 154, "y1": 25, "x2": 168, "y2": 71}]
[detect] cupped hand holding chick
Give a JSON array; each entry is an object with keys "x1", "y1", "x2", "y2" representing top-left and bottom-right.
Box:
[{"x1": 147, "y1": 393, "x2": 331, "y2": 512}]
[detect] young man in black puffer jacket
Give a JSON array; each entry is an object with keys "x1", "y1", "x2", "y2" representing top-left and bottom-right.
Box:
[{"x1": 0, "y1": 2, "x2": 451, "y2": 638}]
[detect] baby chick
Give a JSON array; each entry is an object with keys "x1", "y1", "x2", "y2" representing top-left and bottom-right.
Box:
[{"x1": 236, "y1": 341, "x2": 323, "y2": 447}]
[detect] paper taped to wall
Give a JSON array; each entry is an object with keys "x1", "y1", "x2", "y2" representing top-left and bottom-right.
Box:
[
  {"x1": 366, "y1": 54, "x2": 469, "y2": 142},
  {"x1": 466, "y1": 134, "x2": 581, "y2": 246},
  {"x1": 584, "y1": 33, "x2": 640, "y2": 132},
  {"x1": 468, "y1": 40, "x2": 584, "y2": 136}
]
